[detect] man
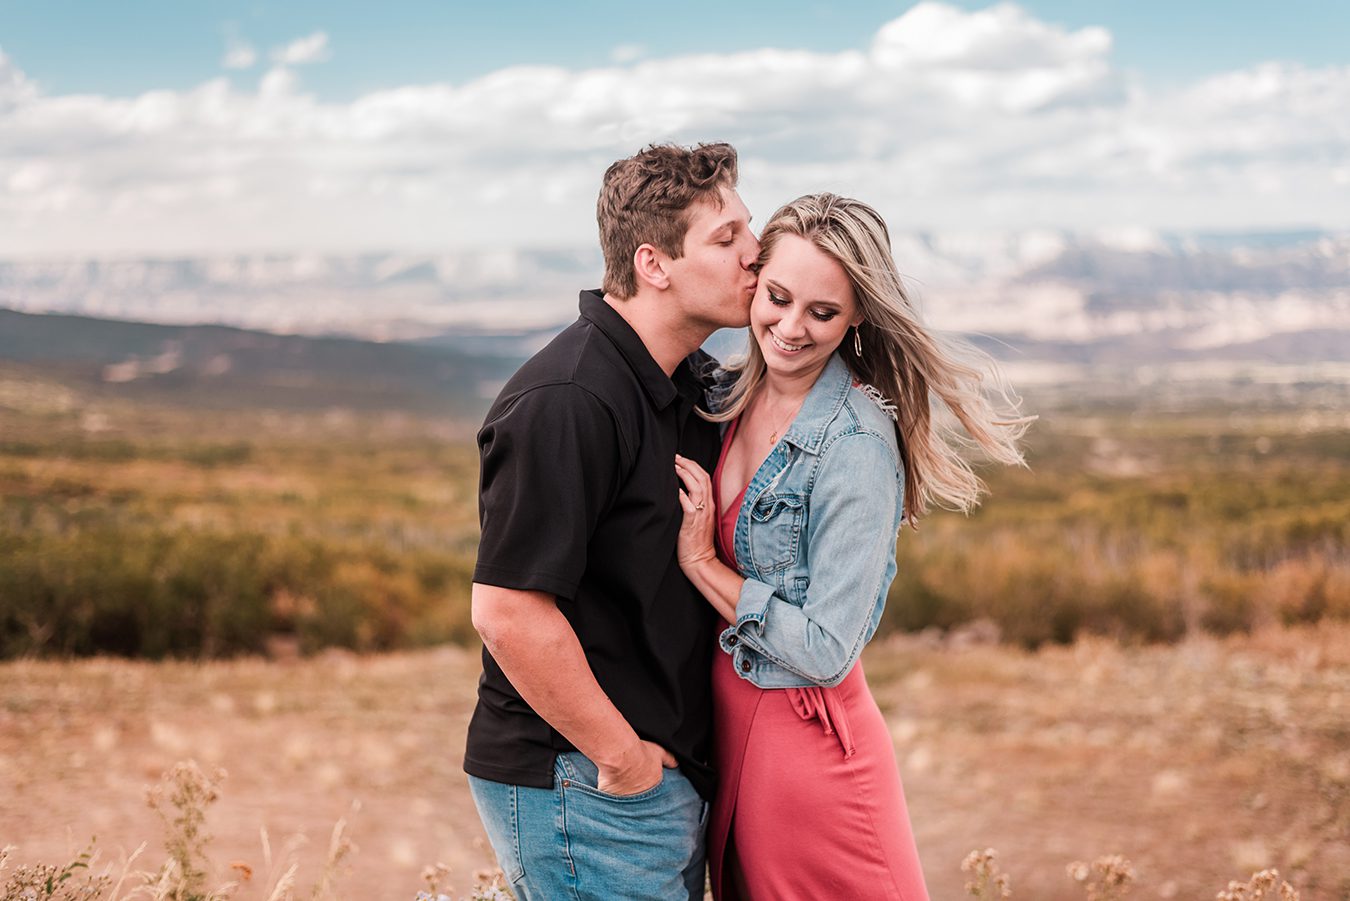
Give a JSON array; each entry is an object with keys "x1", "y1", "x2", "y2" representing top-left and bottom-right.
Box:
[{"x1": 464, "y1": 143, "x2": 759, "y2": 900}]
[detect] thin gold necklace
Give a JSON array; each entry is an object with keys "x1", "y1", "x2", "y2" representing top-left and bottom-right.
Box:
[{"x1": 760, "y1": 391, "x2": 805, "y2": 445}]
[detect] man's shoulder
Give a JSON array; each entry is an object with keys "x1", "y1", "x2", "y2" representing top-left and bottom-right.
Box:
[
  {"x1": 480, "y1": 319, "x2": 651, "y2": 469},
  {"x1": 496, "y1": 317, "x2": 651, "y2": 415}
]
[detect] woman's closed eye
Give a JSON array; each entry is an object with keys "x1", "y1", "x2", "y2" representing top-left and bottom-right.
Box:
[{"x1": 769, "y1": 290, "x2": 838, "y2": 322}]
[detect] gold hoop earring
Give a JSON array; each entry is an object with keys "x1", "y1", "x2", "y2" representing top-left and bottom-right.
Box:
[{"x1": 853, "y1": 326, "x2": 863, "y2": 357}]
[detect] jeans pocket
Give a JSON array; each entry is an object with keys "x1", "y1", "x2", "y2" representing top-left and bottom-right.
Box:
[
  {"x1": 555, "y1": 751, "x2": 669, "y2": 804},
  {"x1": 553, "y1": 754, "x2": 705, "y2": 899},
  {"x1": 566, "y1": 772, "x2": 668, "y2": 804}
]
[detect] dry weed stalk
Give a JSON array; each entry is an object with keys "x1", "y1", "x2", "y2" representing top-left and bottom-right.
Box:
[
  {"x1": 104, "y1": 843, "x2": 147, "y2": 901},
  {"x1": 144, "y1": 761, "x2": 233, "y2": 901},
  {"x1": 420, "y1": 863, "x2": 452, "y2": 897},
  {"x1": 962, "y1": 848, "x2": 1012, "y2": 900},
  {"x1": 261, "y1": 863, "x2": 297, "y2": 901},
  {"x1": 1067, "y1": 854, "x2": 1135, "y2": 900},
  {"x1": 307, "y1": 805, "x2": 357, "y2": 901},
  {"x1": 415, "y1": 865, "x2": 513, "y2": 901},
  {"x1": 1215, "y1": 868, "x2": 1300, "y2": 901},
  {"x1": 5, "y1": 761, "x2": 525, "y2": 901},
  {"x1": 138, "y1": 861, "x2": 173, "y2": 901},
  {"x1": 0, "y1": 839, "x2": 109, "y2": 901},
  {"x1": 255, "y1": 825, "x2": 305, "y2": 901},
  {"x1": 466, "y1": 869, "x2": 513, "y2": 901}
]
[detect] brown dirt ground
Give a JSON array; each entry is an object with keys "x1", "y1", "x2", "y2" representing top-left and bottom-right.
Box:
[{"x1": 2, "y1": 624, "x2": 1348, "y2": 900}]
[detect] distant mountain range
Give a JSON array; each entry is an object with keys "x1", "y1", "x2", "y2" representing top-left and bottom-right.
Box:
[
  {"x1": 0, "y1": 308, "x2": 518, "y2": 415},
  {"x1": 0, "y1": 249, "x2": 600, "y2": 343},
  {"x1": 1, "y1": 230, "x2": 1347, "y2": 413}
]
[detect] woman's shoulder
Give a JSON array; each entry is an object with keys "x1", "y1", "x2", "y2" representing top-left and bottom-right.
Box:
[
  {"x1": 849, "y1": 380, "x2": 898, "y2": 422},
  {"x1": 825, "y1": 381, "x2": 902, "y2": 464},
  {"x1": 842, "y1": 381, "x2": 899, "y2": 434}
]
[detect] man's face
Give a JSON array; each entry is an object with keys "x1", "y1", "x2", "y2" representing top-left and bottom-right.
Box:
[{"x1": 664, "y1": 186, "x2": 760, "y2": 331}]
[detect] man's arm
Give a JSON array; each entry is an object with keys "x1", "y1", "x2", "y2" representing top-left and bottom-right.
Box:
[{"x1": 471, "y1": 583, "x2": 674, "y2": 795}]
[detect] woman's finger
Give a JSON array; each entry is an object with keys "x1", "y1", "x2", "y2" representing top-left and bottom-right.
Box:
[
  {"x1": 692, "y1": 466, "x2": 711, "y2": 492},
  {"x1": 679, "y1": 457, "x2": 712, "y2": 490},
  {"x1": 676, "y1": 463, "x2": 709, "y2": 497},
  {"x1": 675, "y1": 461, "x2": 708, "y2": 500},
  {"x1": 674, "y1": 463, "x2": 700, "y2": 498},
  {"x1": 675, "y1": 454, "x2": 709, "y2": 477}
]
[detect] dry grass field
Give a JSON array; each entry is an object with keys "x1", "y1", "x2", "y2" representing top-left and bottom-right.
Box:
[
  {"x1": 3, "y1": 623, "x2": 1348, "y2": 900},
  {"x1": 3, "y1": 368, "x2": 1347, "y2": 898}
]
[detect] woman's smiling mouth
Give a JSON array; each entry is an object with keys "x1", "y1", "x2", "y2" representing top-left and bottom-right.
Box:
[{"x1": 769, "y1": 332, "x2": 808, "y2": 353}]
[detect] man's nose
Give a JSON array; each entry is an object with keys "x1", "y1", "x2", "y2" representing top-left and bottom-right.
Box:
[{"x1": 741, "y1": 235, "x2": 761, "y2": 269}]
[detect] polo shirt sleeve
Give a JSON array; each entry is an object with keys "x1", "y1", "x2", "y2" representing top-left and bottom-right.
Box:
[{"x1": 472, "y1": 383, "x2": 624, "y2": 600}]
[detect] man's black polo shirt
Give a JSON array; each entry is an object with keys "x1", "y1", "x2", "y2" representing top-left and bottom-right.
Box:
[{"x1": 465, "y1": 289, "x2": 721, "y2": 801}]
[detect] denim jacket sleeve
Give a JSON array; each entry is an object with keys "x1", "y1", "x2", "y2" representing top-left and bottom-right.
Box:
[{"x1": 727, "y1": 430, "x2": 902, "y2": 687}]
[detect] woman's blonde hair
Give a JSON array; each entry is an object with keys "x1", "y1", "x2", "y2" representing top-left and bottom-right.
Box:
[{"x1": 707, "y1": 192, "x2": 1031, "y2": 524}]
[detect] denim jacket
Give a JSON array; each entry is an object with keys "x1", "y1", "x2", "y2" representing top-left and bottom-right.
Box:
[{"x1": 710, "y1": 353, "x2": 905, "y2": 689}]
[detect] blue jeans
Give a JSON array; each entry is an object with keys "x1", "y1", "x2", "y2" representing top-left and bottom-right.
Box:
[{"x1": 468, "y1": 751, "x2": 708, "y2": 900}]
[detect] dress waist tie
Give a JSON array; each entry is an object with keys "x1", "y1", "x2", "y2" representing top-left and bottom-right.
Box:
[{"x1": 788, "y1": 686, "x2": 856, "y2": 759}]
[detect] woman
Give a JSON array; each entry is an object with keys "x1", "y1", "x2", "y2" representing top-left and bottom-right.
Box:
[{"x1": 674, "y1": 193, "x2": 1029, "y2": 899}]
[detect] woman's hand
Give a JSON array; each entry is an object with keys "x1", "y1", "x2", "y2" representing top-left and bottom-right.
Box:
[
  {"x1": 675, "y1": 454, "x2": 718, "y2": 574},
  {"x1": 674, "y1": 454, "x2": 746, "y2": 625}
]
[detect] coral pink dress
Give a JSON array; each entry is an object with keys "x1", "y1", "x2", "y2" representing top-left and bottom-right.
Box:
[{"x1": 708, "y1": 418, "x2": 930, "y2": 901}]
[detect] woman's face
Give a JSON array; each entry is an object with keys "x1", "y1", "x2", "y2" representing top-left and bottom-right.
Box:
[{"x1": 751, "y1": 233, "x2": 862, "y2": 384}]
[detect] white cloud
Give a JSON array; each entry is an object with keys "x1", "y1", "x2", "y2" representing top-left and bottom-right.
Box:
[
  {"x1": 0, "y1": 47, "x2": 39, "y2": 111},
  {"x1": 610, "y1": 44, "x2": 645, "y2": 64},
  {"x1": 271, "y1": 31, "x2": 330, "y2": 66},
  {"x1": 223, "y1": 39, "x2": 257, "y2": 70},
  {"x1": 0, "y1": 6, "x2": 1347, "y2": 256},
  {"x1": 873, "y1": 2, "x2": 1111, "y2": 71}
]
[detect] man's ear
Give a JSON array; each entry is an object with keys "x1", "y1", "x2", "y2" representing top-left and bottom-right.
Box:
[{"x1": 633, "y1": 243, "x2": 671, "y2": 291}]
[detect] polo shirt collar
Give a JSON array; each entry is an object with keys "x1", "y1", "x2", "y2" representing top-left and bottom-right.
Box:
[{"x1": 578, "y1": 289, "x2": 681, "y2": 409}]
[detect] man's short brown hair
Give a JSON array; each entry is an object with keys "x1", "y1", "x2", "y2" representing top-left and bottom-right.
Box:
[{"x1": 597, "y1": 142, "x2": 739, "y2": 299}]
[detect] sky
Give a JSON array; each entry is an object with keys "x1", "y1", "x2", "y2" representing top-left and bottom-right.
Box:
[{"x1": 2, "y1": 1, "x2": 1348, "y2": 256}]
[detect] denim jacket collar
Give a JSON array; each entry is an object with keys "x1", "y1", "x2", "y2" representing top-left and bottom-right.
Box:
[{"x1": 780, "y1": 353, "x2": 853, "y2": 455}]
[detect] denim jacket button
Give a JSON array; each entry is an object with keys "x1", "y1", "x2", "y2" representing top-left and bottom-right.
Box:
[{"x1": 739, "y1": 659, "x2": 751, "y2": 673}]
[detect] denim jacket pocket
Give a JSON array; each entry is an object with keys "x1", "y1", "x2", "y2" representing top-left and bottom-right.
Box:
[{"x1": 748, "y1": 491, "x2": 805, "y2": 572}]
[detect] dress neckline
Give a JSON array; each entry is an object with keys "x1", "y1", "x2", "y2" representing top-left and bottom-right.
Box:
[{"x1": 712, "y1": 417, "x2": 748, "y2": 568}]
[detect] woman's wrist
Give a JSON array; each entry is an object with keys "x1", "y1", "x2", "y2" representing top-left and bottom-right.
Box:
[
  {"x1": 678, "y1": 544, "x2": 715, "y2": 571},
  {"x1": 680, "y1": 554, "x2": 741, "y2": 622},
  {"x1": 684, "y1": 549, "x2": 721, "y2": 580},
  {"x1": 678, "y1": 550, "x2": 717, "y2": 594}
]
